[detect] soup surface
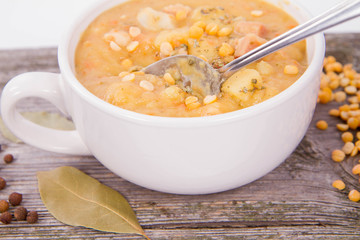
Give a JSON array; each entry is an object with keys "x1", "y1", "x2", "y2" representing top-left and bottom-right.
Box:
[{"x1": 75, "y1": 0, "x2": 307, "y2": 117}]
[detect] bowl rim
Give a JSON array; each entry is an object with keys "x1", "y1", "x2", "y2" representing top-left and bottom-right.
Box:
[{"x1": 58, "y1": 0, "x2": 325, "y2": 128}]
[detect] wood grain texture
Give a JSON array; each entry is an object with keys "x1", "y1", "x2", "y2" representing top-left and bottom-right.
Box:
[{"x1": 0, "y1": 34, "x2": 360, "y2": 239}]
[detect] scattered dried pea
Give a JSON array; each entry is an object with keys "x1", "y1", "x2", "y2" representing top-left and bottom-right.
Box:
[
  {"x1": 352, "y1": 164, "x2": 360, "y2": 175},
  {"x1": 340, "y1": 111, "x2": 349, "y2": 121},
  {"x1": 341, "y1": 132, "x2": 354, "y2": 142},
  {"x1": 340, "y1": 77, "x2": 350, "y2": 87},
  {"x1": 332, "y1": 179, "x2": 345, "y2": 190},
  {"x1": 339, "y1": 104, "x2": 350, "y2": 112},
  {"x1": 318, "y1": 88, "x2": 332, "y2": 104},
  {"x1": 345, "y1": 85, "x2": 357, "y2": 95},
  {"x1": 318, "y1": 56, "x2": 360, "y2": 204},
  {"x1": 334, "y1": 91, "x2": 346, "y2": 102},
  {"x1": 347, "y1": 117, "x2": 359, "y2": 129},
  {"x1": 349, "y1": 103, "x2": 359, "y2": 110},
  {"x1": 329, "y1": 109, "x2": 340, "y2": 117},
  {"x1": 329, "y1": 79, "x2": 340, "y2": 90},
  {"x1": 348, "y1": 96, "x2": 359, "y2": 104},
  {"x1": 351, "y1": 146, "x2": 359, "y2": 157},
  {"x1": 316, "y1": 120, "x2": 328, "y2": 130},
  {"x1": 336, "y1": 123, "x2": 349, "y2": 132},
  {"x1": 342, "y1": 142, "x2": 355, "y2": 155},
  {"x1": 331, "y1": 149, "x2": 345, "y2": 162},
  {"x1": 348, "y1": 189, "x2": 360, "y2": 202}
]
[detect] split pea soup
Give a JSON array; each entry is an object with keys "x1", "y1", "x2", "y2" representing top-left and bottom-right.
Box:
[{"x1": 75, "y1": 0, "x2": 307, "y2": 117}]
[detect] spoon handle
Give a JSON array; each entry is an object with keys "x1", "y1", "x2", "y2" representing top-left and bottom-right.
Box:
[{"x1": 221, "y1": 0, "x2": 360, "y2": 77}]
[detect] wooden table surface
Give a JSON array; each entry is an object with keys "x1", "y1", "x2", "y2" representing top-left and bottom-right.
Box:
[{"x1": 0, "y1": 34, "x2": 360, "y2": 239}]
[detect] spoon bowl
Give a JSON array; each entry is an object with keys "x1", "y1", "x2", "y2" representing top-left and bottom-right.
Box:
[
  {"x1": 143, "y1": 0, "x2": 360, "y2": 98},
  {"x1": 143, "y1": 55, "x2": 222, "y2": 97}
]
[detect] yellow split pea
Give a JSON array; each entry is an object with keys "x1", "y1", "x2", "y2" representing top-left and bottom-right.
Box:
[
  {"x1": 332, "y1": 180, "x2": 345, "y2": 190},
  {"x1": 316, "y1": 120, "x2": 328, "y2": 130}
]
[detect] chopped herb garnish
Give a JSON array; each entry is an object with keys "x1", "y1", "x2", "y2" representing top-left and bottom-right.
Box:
[
  {"x1": 180, "y1": 44, "x2": 188, "y2": 50},
  {"x1": 193, "y1": 40, "x2": 200, "y2": 48},
  {"x1": 184, "y1": 86, "x2": 192, "y2": 93}
]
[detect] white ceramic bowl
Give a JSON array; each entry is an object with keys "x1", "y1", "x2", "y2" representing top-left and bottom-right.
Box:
[{"x1": 1, "y1": 0, "x2": 325, "y2": 194}]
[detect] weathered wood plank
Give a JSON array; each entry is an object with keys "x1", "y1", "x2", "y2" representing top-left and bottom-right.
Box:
[{"x1": 0, "y1": 34, "x2": 360, "y2": 239}]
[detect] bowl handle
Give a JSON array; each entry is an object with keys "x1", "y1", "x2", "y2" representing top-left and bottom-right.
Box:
[{"x1": 1, "y1": 72, "x2": 91, "y2": 155}]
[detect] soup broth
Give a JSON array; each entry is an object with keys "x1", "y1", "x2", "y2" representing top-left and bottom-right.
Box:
[{"x1": 75, "y1": 0, "x2": 307, "y2": 117}]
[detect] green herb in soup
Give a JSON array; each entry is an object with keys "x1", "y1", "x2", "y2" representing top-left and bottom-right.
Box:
[{"x1": 75, "y1": 0, "x2": 307, "y2": 117}]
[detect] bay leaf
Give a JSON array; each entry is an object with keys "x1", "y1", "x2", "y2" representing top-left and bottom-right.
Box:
[
  {"x1": 0, "y1": 112, "x2": 75, "y2": 143},
  {"x1": 21, "y1": 112, "x2": 75, "y2": 130},
  {"x1": 37, "y1": 166, "x2": 150, "y2": 239},
  {"x1": 0, "y1": 116, "x2": 22, "y2": 143}
]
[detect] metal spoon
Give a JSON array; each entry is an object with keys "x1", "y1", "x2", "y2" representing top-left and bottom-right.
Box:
[{"x1": 143, "y1": 0, "x2": 360, "y2": 97}]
